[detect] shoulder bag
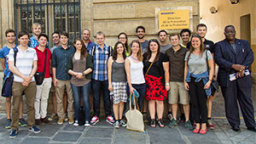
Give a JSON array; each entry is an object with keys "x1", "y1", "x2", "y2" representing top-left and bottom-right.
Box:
[{"x1": 35, "y1": 50, "x2": 47, "y2": 85}]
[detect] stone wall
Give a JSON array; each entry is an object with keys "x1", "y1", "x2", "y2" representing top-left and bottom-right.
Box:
[
  {"x1": 0, "y1": 0, "x2": 200, "y2": 112},
  {"x1": 83, "y1": 0, "x2": 200, "y2": 46}
]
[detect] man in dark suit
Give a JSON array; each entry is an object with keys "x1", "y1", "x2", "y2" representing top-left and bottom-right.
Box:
[{"x1": 215, "y1": 25, "x2": 256, "y2": 132}]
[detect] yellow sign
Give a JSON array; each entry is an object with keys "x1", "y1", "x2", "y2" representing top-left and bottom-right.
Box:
[{"x1": 158, "y1": 10, "x2": 190, "y2": 30}]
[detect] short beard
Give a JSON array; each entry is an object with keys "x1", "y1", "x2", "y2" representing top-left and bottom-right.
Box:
[{"x1": 138, "y1": 35, "x2": 144, "y2": 39}]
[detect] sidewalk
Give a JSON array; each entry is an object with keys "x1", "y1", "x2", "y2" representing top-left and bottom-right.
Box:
[{"x1": 0, "y1": 114, "x2": 255, "y2": 144}]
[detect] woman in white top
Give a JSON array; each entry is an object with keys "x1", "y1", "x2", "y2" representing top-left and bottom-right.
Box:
[{"x1": 125, "y1": 40, "x2": 146, "y2": 111}]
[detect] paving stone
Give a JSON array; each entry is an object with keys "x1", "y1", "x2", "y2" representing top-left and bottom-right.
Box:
[
  {"x1": 148, "y1": 127, "x2": 186, "y2": 144},
  {"x1": 63, "y1": 123, "x2": 85, "y2": 131},
  {"x1": 29, "y1": 123, "x2": 61, "y2": 137},
  {"x1": 115, "y1": 136, "x2": 146, "y2": 144},
  {"x1": 79, "y1": 137, "x2": 112, "y2": 144},
  {"x1": 21, "y1": 137, "x2": 50, "y2": 144},
  {"x1": 115, "y1": 127, "x2": 146, "y2": 138},
  {"x1": 85, "y1": 127, "x2": 113, "y2": 138},
  {"x1": 52, "y1": 132, "x2": 82, "y2": 142}
]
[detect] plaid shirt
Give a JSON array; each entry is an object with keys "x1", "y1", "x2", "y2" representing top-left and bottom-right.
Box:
[{"x1": 90, "y1": 44, "x2": 111, "y2": 81}]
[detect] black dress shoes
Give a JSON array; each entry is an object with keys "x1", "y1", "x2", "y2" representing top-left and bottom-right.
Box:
[
  {"x1": 232, "y1": 126, "x2": 240, "y2": 132},
  {"x1": 247, "y1": 127, "x2": 256, "y2": 132}
]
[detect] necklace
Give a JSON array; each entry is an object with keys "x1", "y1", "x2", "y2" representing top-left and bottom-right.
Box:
[{"x1": 131, "y1": 55, "x2": 139, "y2": 61}]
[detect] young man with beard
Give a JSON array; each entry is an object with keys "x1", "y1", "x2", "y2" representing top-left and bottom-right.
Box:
[
  {"x1": 136, "y1": 26, "x2": 148, "y2": 54},
  {"x1": 180, "y1": 29, "x2": 191, "y2": 48},
  {"x1": 158, "y1": 30, "x2": 171, "y2": 53}
]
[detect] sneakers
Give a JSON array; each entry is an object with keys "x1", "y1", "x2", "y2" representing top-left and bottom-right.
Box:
[
  {"x1": 41, "y1": 117, "x2": 50, "y2": 124},
  {"x1": 168, "y1": 113, "x2": 173, "y2": 121},
  {"x1": 64, "y1": 115, "x2": 69, "y2": 122},
  {"x1": 185, "y1": 120, "x2": 193, "y2": 130},
  {"x1": 84, "y1": 121, "x2": 91, "y2": 127},
  {"x1": 48, "y1": 113, "x2": 57, "y2": 121},
  {"x1": 207, "y1": 119, "x2": 215, "y2": 130},
  {"x1": 90, "y1": 116, "x2": 99, "y2": 125},
  {"x1": 114, "y1": 121, "x2": 120, "y2": 128},
  {"x1": 69, "y1": 118, "x2": 74, "y2": 124},
  {"x1": 57, "y1": 118, "x2": 64, "y2": 125},
  {"x1": 168, "y1": 118, "x2": 178, "y2": 128},
  {"x1": 5, "y1": 119, "x2": 11, "y2": 129},
  {"x1": 29, "y1": 125, "x2": 41, "y2": 133},
  {"x1": 119, "y1": 119, "x2": 127, "y2": 127},
  {"x1": 9, "y1": 129, "x2": 18, "y2": 139},
  {"x1": 73, "y1": 120, "x2": 79, "y2": 126},
  {"x1": 19, "y1": 118, "x2": 27, "y2": 127},
  {"x1": 106, "y1": 115, "x2": 115, "y2": 125}
]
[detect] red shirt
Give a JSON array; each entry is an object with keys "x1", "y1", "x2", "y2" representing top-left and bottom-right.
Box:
[{"x1": 35, "y1": 46, "x2": 52, "y2": 78}]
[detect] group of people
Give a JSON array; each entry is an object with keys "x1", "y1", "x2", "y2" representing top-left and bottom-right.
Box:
[{"x1": 1, "y1": 22, "x2": 256, "y2": 139}]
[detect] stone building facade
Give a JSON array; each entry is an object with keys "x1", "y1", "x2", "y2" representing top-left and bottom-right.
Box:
[{"x1": 0, "y1": 0, "x2": 199, "y2": 112}]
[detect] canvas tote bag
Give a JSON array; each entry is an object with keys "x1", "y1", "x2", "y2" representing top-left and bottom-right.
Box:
[{"x1": 125, "y1": 93, "x2": 144, "y2": 132}]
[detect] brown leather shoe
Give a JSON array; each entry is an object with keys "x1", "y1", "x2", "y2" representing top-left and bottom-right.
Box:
[
  {"x1": 35, "y1": 119, "x2": 41, "y2": 125},
  {"x1": 41, "y1": 117, "x2": 50, "y2": 124}
]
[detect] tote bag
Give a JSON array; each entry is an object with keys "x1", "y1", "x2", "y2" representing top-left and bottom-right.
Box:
[{"x1": 125, "y1": 93, "x2": 144, "y2": 132}]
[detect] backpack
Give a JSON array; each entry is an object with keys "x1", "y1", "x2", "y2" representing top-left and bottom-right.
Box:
[{"x1": 1, "y1": 47, "x2": 18, "y2": 97}]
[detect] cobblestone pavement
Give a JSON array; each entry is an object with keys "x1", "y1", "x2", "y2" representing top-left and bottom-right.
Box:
[{"x1": 0, "y1": 73, "x2": 255, "y2": 143}]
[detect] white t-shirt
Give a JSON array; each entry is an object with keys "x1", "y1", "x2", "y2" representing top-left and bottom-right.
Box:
[{"x1": 8, "y1": 47, "x2": 38, "y2": 82}]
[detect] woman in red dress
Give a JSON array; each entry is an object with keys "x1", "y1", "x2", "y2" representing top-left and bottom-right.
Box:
[{"x1": 143, "y1": 39, "x2": 170, "y2": 128}]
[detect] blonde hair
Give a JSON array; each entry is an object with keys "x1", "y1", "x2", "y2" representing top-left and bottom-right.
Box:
[
  {"x1": 32, "y1": 23, "x2": 41, "y2": 29},
  {"x1": 129, "y1": 40, "x2": 143, "y2": 61}
]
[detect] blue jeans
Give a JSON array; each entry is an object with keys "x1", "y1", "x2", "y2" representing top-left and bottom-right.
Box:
[
  {"x1": 131, "y1": 83, "x2": 146, "y2": 111},
  {"x1": 92, "y1": 79, "x2": 111, "y2": 117},
  {"x1": 71, "y1": 82, "x2": 91, "y2": 122}
]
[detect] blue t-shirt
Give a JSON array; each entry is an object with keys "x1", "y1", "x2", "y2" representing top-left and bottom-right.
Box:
[
  {"x1": 29, "y1": 36, "x2": 49, "y2": 48},
  {"x1": 0, "y1": 46, "x2": 16, "y2": 77}
]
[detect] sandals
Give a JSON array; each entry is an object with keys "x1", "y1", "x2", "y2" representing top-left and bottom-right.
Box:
[
  {"x1": 150, "y1": 119, "x2": 156, "y2": 128},
  {"x1": 157, "y1": 119, "x2": 165, "y2": 128}
]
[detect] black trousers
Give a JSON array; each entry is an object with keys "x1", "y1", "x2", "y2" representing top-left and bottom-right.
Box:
[
  {"x1": 221, "y1": 76, "x2": 256, "y2": 128},
  {"x1": 188, "y1": 78, "x2": 208, "y2": 123}
]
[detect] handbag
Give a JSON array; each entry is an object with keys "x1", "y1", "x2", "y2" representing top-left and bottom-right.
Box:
[
  {"x1": 1, "y1": 48, "x2": 18, "y2": 97},
  {"x1": 125, "y1": 93, "x2": 145, "y2": 132},
  {"x1": 205, "y1": 51, "x2": 219, "y2": 95},
  {"x1": 35, "y1": 50, "x2": 47, "y2": 85}
]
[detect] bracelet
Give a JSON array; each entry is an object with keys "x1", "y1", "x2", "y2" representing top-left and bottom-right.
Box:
[
  {"x1": 165, "y1": 83, "x2": 169, "y2": 86},
  {"x1": 82, "y1": 72, "x2": 86, "y2": 76}
]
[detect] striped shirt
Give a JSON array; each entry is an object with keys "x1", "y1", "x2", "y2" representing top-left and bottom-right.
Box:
[
  {"x1": 89, "y1": 44, "x2": 111, "y2": 81},
  {"x1": 8, "y1": 47, "x2": 38, "y2": 82}
]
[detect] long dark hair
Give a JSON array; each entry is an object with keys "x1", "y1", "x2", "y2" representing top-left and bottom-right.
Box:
[
  {"x1": 144, "y1": 39, "x2": 160, "y2": 62},
  {"x1": 112, "y1": 41, "x2": 126, "y2": 60},
  {"x1": 118, "y1": 32, "x2": 129, "y2": 52},
  {"x1": 187, "y1": 34, "x2": 205, "y2": 61},
  {"x1": 73, "y1": 38, "x2": 88, "y2": 59}
]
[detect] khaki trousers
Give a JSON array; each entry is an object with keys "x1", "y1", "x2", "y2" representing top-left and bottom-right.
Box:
[
  {"x1": 56, "y1": 80, "x2": 74, "y2": 119},
  {"x1": 11, "y1": 82, "x2": 36, "y2": 130}
]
